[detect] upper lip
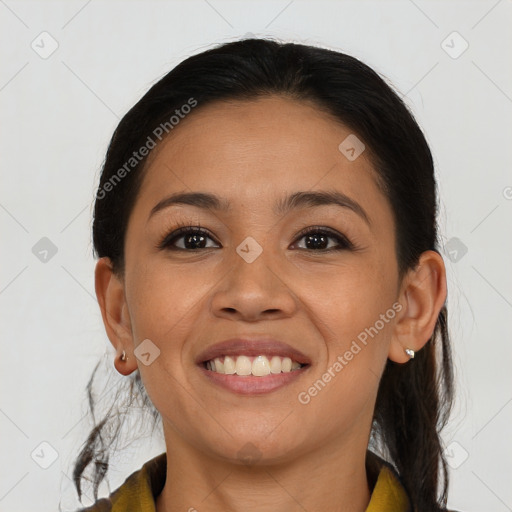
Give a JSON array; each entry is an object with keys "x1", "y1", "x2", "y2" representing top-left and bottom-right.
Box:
[{"x1": 195, "y1": 337, "x2": 312, "y2": 366}]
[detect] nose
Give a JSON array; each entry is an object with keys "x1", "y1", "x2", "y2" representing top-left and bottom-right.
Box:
[{"x1": 209, "y1": 244, "x2": 297, "y2": 322}]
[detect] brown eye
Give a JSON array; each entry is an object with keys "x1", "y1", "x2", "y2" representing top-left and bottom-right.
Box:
[
  {"x1": 156, "y1": 224, "x2": 354, "y2": 252},
  {"x1": 157, "y1": 227, "x2": 220, "y2": 251},
  {"x1": 291, "y1": 226, "x2": 354, "y2": 251}
]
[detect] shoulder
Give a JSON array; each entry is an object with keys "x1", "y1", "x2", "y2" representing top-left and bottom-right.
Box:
[
  {"x1": 72, "y1": 452, "x2": 167, "y2": 512},
  {"x1": 365, "y1": 450, "x2": 466, "y2": 512}
]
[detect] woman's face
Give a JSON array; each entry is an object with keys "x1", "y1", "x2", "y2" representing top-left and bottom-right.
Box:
[{"x1": 117, "y1": 95, "x2": 403, "y2": 463}]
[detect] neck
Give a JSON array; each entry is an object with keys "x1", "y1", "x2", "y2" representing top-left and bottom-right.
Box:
[{"x1": 155, "y1": 430, "x2": 371, "y2": 512}]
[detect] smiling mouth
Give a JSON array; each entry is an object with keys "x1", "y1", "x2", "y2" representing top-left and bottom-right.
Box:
[{"x1": 201, "y1": 354, "x2": 308, "y2": 376}]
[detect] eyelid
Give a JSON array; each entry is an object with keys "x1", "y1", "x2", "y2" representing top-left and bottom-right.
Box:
[
  {"x1": 292, "y1": 225, "x2": 355, "y2": 250},
  {"x1": 156, "y1": 222, "x2": 356, "y2": 252},
  {"x1": 155, "y1": 223, "x2": 220, "y2": 251}
]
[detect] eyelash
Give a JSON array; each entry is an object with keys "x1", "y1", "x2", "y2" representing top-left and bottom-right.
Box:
[{"x1": 156, "y1": 220, "x2": 355, "y2": 252}]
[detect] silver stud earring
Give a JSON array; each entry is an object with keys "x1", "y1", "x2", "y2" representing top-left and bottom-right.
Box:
[
  {"x1": 120, "y1": 350, "x2": 127, "y2": 362},
  {"x1": 405, "y1": 348, "x2": 415, "y2": 359}
]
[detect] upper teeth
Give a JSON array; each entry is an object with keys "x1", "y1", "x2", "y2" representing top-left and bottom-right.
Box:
[{"x1": 205, "y1": 355, "x2": 303, "y2": 376}]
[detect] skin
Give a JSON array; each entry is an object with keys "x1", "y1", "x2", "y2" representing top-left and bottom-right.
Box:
[{"x1": 95, "y1": 95, "x2": 447, "y2": 512}]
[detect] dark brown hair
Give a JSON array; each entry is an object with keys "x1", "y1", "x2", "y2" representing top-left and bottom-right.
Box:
[{"x1": 74, "y1": 37, "x2": 454, "y2": 511}]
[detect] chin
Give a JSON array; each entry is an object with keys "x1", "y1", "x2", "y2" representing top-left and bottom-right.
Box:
[{"x1": 207, "y1": 434, "x2": 303, "y2": 466}]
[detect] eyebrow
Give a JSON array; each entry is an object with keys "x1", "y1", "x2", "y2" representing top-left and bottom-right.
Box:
[{"x1": 148, "y1": 190, "x2": 371, "y2": 226}]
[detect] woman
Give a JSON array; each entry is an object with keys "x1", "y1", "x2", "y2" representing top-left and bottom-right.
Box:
[{"x1": 73, "y1": 37, "x2": 459, "y2": 512}]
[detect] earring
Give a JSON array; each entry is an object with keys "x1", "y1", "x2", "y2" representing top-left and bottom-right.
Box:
[
  {"x1": 120, "y1": 350, "x2": 127, "y2": 362},
  {"x1": 405, "y1": 348, "x2": 415, "y2": 359}
]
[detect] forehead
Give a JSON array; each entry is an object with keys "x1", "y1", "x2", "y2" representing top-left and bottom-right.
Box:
[{"x1": 133, "y1": 95, "x2": 392, "y2": 228}]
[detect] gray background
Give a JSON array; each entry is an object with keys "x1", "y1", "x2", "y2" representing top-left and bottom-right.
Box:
[{"x1": 1, "y1": 1, "x2": 511, "y2": 511}]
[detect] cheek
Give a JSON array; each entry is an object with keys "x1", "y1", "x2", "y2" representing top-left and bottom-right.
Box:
[
  {"x1": 126, "y1": 259, "x2": 212, "y2": 341},
  {"x1": 310, "y1": 258, "x2": 393, "y2": 317},
  {"x1": 126, "y1": 263, "x2": 210, "y2": 420},
  {"x1": 296, "y1": 273, "x2": 396, "y2": 430},
  {"x1": 302, "y1": 260, "x2": 397, "y2": 370}
]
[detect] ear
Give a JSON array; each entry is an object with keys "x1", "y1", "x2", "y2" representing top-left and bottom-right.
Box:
[
  {"x1": 388, "y1": 250, "x2": 447, "y2": 364},
  {"x1": 95, "y1": 257, "x2": 138, "y2": 376}
]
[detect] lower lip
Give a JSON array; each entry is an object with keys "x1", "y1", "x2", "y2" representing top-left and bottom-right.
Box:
[{"x1": 198, "y1": 364, "x2": 310, "y2": 395}]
